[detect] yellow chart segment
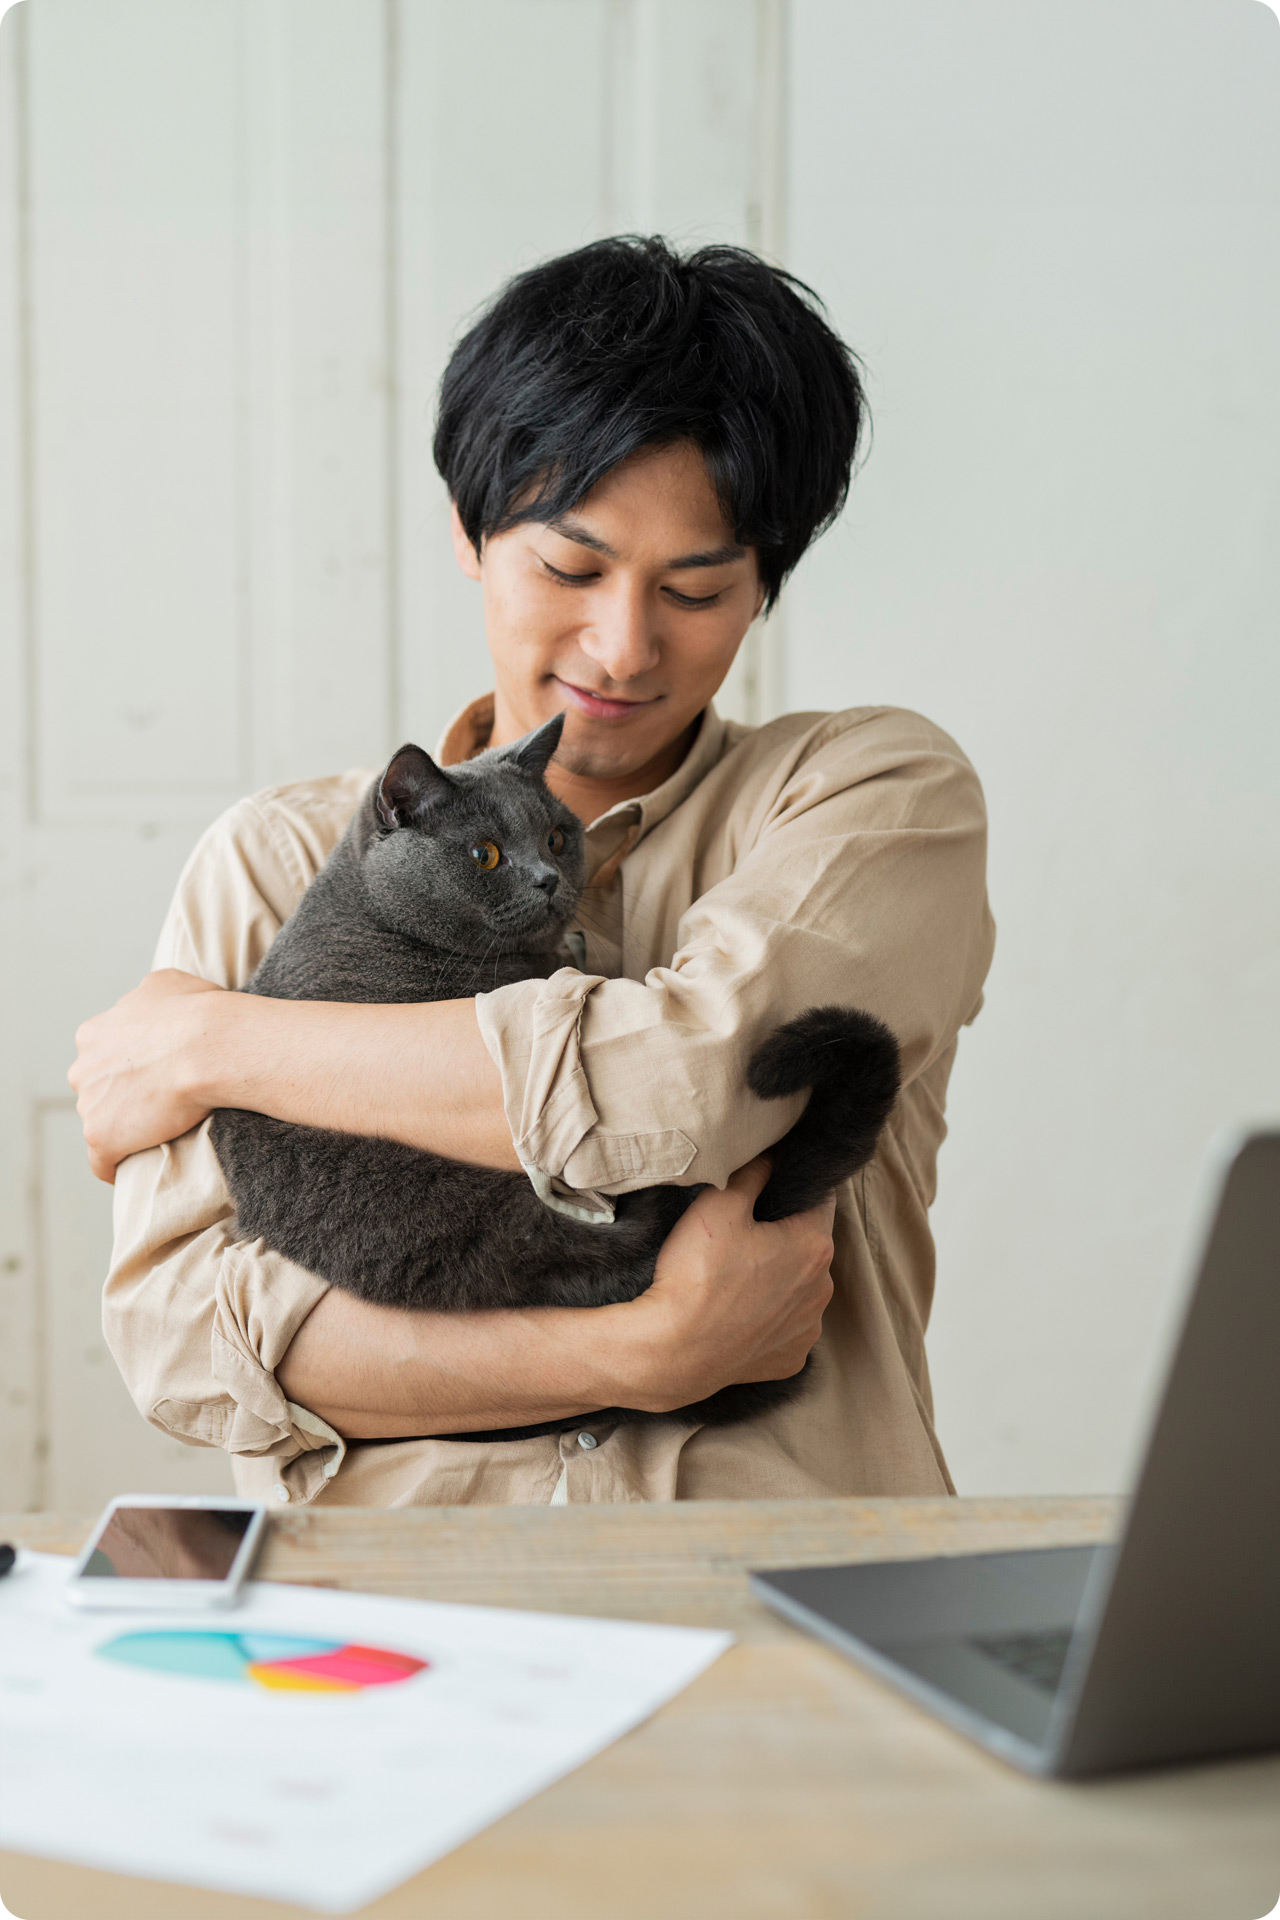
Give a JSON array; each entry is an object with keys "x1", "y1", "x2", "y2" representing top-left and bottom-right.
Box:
[{"x1": 247, "y1": 1664, "x2": 362, "y2": 1693}]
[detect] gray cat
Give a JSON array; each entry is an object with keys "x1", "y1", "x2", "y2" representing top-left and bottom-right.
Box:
[{"x1": 209, "y1": 713, "x2": 900, "y2": 1437}]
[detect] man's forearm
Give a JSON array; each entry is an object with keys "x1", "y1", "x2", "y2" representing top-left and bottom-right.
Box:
[
  {"x1": 195, "y1": 991, "x2": 521, "y2": 1172},
  {"x1": 276, "y1": 1286, "x2": 655, "y2": 1439}
]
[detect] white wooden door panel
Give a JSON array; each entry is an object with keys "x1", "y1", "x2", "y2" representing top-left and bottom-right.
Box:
[
  {"x1": 611, "y1": 0, "x2": 759, "y2": 242},
  {"x1": 28, "y1": 0, "x2": 246, "y2": 824},
  {"x1": 243, "y1": 0, "x2": 395, "y2": 790},
  {"x1": 2, "y1": 0, "x2": 781, "y2": 1509},
  {"x1": 0, "y1": 4, "x2": 34, "y2": 1501}
]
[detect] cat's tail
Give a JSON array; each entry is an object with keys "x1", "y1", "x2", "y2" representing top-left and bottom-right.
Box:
[{"x1": 747, "y1": 1006, "x2": 901, "y2": 1221}]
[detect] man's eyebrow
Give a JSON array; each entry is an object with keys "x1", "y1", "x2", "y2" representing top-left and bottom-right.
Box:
[
  {"x1": 663, "y1": 543, "x2": 747, "y2": 570},
  {"x1": 547, "y1": 518, "x2": 746, "y2": 570},
  {"x1": 546, "y1": 518, "x2": 617, "y2": 558}
]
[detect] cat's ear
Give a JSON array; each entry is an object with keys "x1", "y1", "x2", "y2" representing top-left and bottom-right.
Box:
[
  {"x1": 499, "y1": 711, "x2": 565, "y2": 780},
  {"x1": 375, "y1": 744, "x2": 453, "y2": 828}
]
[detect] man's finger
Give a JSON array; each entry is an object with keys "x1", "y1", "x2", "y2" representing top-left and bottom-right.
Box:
[
  {"x1": 87, "y1": 1146, "x2": 118, "y2": 1186},
  {"x1": 724, "y1": 1155, "x2": 772, "y2": 1208}
]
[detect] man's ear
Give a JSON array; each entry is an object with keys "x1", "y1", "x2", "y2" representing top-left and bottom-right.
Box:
[
  {"x1": 376, "y1": 744, "x2": 453, "y2": 828},
  {"x1": 498, "y1": 712, "x2": 565, "y2": 780},
  {"x1": 449, "y1": 500, "x2": 482, "y2": 581}
]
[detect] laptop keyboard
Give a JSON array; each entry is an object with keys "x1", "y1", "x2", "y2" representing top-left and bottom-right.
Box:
[{"x1": 968, "y1": 1627, "x2": 1075, "y2": 1693}]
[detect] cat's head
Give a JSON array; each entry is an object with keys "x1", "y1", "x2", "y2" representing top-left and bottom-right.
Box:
[{"x1": 358, "y1": 713, "x2": 587, "y2": 953}]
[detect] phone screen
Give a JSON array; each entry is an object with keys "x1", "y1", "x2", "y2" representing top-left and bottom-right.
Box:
[{"x1": 80, "y1": 1507, "x2": 254, "y2": 1582}]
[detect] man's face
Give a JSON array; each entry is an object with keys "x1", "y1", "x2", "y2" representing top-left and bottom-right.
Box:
[{"x1": 451, "y1": 440, "x2": 764, "y2": 784}]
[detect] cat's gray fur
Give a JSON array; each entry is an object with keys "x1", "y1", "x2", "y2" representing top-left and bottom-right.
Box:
[{"x1": 210, "y1": 714, "x2": 901, "y2": 1438}]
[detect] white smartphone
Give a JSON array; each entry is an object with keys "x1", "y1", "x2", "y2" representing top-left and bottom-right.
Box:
[{"x1": 64, "y1": 1495, "x2": 268, "y2": 1611}]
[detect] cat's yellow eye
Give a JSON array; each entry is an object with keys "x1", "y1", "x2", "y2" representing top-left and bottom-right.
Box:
[
  {"x1": 547, "y1": 828, "x2": 566, "y2": 856},
  {"x1": 470, "y1": 841, "x2": 501, "y2": 871}
]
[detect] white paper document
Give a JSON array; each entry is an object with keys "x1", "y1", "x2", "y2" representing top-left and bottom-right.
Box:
[{"x1": 0, "y1": 1551, "x2": 730, "y2": 1912}]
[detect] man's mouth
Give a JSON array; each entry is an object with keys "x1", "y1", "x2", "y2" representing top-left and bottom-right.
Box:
[{"x1": 555, "y1": 678, "x2": 661, "y2": 722}]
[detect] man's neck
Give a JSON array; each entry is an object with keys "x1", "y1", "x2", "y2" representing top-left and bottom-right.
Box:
[{"x1": 489, "y1": 701, "x2": 700, "y2": 825}]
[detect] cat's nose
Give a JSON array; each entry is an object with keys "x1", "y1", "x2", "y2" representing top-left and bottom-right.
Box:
[{"x1": 531, "y1": 866, "x2": 560, "y2": 896}]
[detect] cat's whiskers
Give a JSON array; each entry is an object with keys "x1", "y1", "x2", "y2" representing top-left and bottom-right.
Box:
[{"x1": 475, "y1": 934, "x2": 500, "y2": 993}]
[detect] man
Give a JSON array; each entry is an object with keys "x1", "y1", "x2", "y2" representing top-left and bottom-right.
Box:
[{"x1": 71, "y1": 237, "x2": 994, "y2": 1508}]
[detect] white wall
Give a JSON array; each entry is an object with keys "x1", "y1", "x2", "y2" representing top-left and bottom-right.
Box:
[
  {"x1": 786, "y1": 0, "x2": 1280, "y2": 1492},
  {"x1": 1, "y1": 0, "x2": 1275, "y2": 1509}
]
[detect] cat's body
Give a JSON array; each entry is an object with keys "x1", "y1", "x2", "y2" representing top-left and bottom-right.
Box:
[{"x1": 210, "y1": 716, "x2": 901, "y2": 1435}]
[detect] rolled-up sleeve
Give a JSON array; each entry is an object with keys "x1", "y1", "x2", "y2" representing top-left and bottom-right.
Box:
[
  {"x1": 105, "y1": 1123, "x2": 344, "y2": 1501},
  {"x1": 476, "y1": 710, "x2": 994, "y2": 1199},
  {"x1": 102, "y1": 777, "x2": 366, "y2": 1501}
]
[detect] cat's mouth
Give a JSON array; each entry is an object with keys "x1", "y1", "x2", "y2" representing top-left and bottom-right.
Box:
[{"x1": 486, "y1": 892, "x2": 581, "y2": 950}]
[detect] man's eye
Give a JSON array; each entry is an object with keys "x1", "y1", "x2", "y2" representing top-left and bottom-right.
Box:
[
  {"x1": 543, "y1": 561, "x2": 599, "y2": 587},
  {"x1": 547, "y1": 828, "x2": 566, "y2": 855},
  {"x1": 470, "y1": 841, "x2": 501, "y2": 871},
  {"x1": 665, "y1": 587, "x2": 723, "y2": 609}
]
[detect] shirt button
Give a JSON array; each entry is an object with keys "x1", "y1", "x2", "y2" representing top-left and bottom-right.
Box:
[
  {"x1": 576, "y1": 1431, "x2": 598, "y2": 1451},
  {"x1": 274, "y1": 1485, "x2": 290, "y2": 1503}
]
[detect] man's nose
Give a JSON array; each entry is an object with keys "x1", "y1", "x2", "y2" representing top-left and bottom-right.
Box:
[
  {"x1": 531, "y1": 865, "x2": 559, "y2": 895},
  {"x1": 581, "y1": 580, "x2": 659, "y2": 681}
]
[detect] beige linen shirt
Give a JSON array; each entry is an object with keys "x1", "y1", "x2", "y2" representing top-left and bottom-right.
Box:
[{"x1": 104, "y1": 698, "x2": 994, "y2": 1508}]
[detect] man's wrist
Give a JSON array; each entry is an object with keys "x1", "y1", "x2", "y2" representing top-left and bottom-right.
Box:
[
  {"x1": 575, "y1": 1295, "x2": 678, "y2": 1415},
  {"x1": 178, "y1": 982, "x2": 245, "y2": 1111}
]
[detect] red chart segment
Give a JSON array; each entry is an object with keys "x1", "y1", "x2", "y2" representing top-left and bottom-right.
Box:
[{"x1": 249, "y1": 1644, "x2": 428, "y2": 1692}]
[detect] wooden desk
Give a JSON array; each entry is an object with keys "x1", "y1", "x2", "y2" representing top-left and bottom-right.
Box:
[{"x1": 3, "y1": 1498, "x2": 1278, "y2": 1920}]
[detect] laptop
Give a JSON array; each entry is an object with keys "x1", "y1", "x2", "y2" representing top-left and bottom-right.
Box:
[{"x1": 751, "y1": 1129, "x2": 1280, "y2": 1778}]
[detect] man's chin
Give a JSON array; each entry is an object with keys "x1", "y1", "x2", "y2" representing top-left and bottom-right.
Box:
[
  {"x1": 555, "y1": 731, "x2": 664, "y2": 781},
  {"x1": 556, "y1": 741, "x2": 652, "y2": 779}
]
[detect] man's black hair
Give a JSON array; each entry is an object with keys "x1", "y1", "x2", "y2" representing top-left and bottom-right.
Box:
[{"x1": 433, "y1": 235, "x2": 867, "y2": 610}]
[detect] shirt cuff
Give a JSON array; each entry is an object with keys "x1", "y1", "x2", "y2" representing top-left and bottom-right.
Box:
[
  {"x1": 475, "y1": 969, "x2": 697, "y2": 1205},
  {"x1": 208, "y1": 1242, "x2": 346, "y2": 1504},
  {"x1": 478, "y1": 967, "x2": 602, "y2": 1156}
]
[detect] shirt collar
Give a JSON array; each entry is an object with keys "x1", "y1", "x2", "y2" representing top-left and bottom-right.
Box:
[
  {"x1": 436, "y1": 693, "x2": 497, "y2": 767},
  {"x1": 435, "y1": 693, "x2": 728, "y2": 845}
]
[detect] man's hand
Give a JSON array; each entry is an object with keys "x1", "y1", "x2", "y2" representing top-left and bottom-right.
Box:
[
  {"x1": 69, "y1": 970, "x2": 226, "y2": 1183},
  {"x1": 620, "y1": 1157, "x2": 836, "y2": 1411}
]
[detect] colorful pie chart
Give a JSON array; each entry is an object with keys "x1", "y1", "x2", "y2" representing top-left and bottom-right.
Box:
[{"x1": 96, "y1": 1630, "x2": 429, "y2": 1694}]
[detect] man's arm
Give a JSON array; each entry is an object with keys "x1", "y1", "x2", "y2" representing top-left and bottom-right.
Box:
[
  {"x1": 71, "y1": 972, "x2": 517, "y2": 1183},
  {"x1": 276, "y1": 1160, "x2": 835, "y2": 1437}
]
